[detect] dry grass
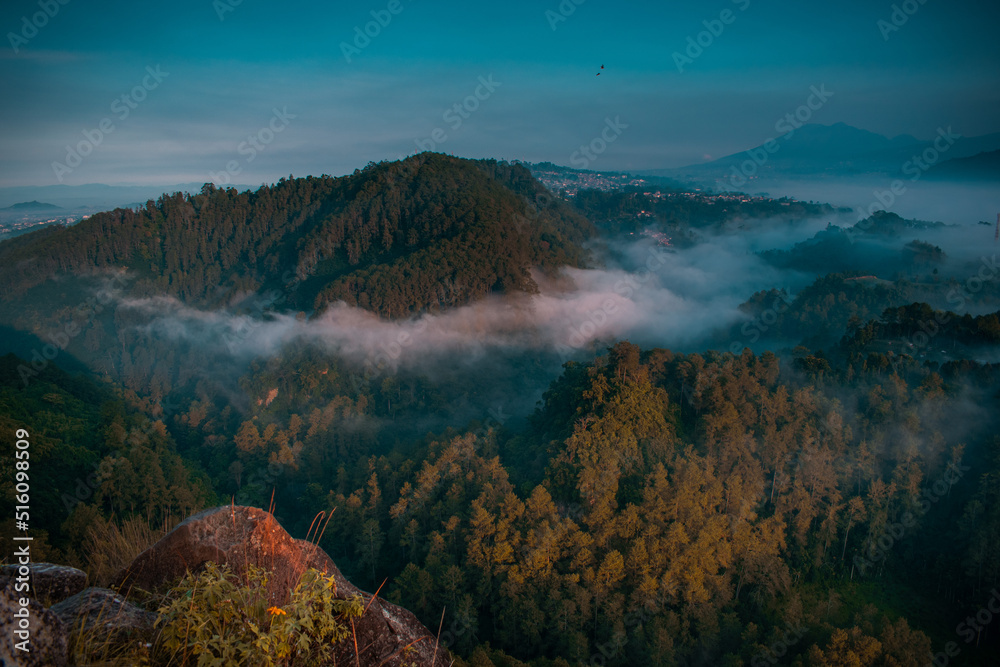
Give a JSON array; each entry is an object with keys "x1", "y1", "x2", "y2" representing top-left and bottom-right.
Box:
[
  {"x1": 65, "y1": 601, "x2": 154, "y2": 666},
  {"x1": 82, "y1": 515, "x2": 174, "y2": 587}
]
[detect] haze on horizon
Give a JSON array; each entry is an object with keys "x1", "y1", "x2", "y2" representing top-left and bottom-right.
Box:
[{"x1": 0, "y1": 0, "x2": 998, "y2": 188}]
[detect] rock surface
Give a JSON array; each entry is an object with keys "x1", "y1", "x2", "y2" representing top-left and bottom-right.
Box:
[
  {"x1": 0, "y1": 581, "x2": 68, "y2": 667},
  {"x1": 1, "y1": 562, "x2": 87, "y2": 605},
  {"x1": 49, "y1": 587, "x2": 156, "y2": 641},
  {"x1": 112, "y1": 504, "x2": 451, "y2": 666}
]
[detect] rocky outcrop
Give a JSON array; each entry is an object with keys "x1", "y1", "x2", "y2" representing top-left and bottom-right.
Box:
[
  {"x1": 50, "y1": 587, "x2": 156, "y2": 648},
  {"x1": 1, "y1": 562, "x2": 87, "y2": 605},
  {"x1": 112, "y1": 505, "x2": 451, "y2": 666},
  {"x1": 0, "y1": 582, "x2": 68, "y2": 667}
]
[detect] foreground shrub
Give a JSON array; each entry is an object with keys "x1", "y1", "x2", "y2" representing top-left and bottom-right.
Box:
[{"x1": 154, "y1": 561, "x2": 363, "y2": 666}]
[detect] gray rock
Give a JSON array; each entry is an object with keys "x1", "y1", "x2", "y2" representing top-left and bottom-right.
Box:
[
  {"x1": 0, "y1": 581, "x2": 68, "y2": 667},
  {"x1": 49, "y1": 587, "x2": 156, "y2": 637},
  {"x1": 0, "y1": 562, "x2": 87, "y2": 605}
]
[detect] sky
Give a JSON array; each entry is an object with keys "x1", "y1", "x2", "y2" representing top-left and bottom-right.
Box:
[{"x1": 1, "y1": 0, "x2": 998, "y2": 187}]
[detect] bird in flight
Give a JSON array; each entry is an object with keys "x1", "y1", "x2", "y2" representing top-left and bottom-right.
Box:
[{"x1": 597, "y1": 64, "x2": 604, "y2": 76}]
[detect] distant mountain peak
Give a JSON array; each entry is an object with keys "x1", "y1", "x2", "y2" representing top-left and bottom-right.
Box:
[
  {"x1": 646, "y1": 122, "x2": 1000, "y2": 183},
  {"x1": 3, "y1": 200, "x2": 62, "y2": 211}
]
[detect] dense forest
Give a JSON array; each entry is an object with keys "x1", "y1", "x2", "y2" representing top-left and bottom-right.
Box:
[
  {"x1": 1, "y1": 156, "x2": 999, "y2": 665},
  {"x1": 0, "y1": 154, "x2": 594, "y2": 316},
  {"x1": 4, "y1": 337, "x2": 999, "y2": 665}
]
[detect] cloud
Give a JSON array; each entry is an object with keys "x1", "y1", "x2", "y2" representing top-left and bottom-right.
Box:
[
  {"x1": 119, "y1": 221, "x2": 830, "y2": 385},
  {"x1": 99, "y1": 203, "x2": 1000, "y2": 425}
]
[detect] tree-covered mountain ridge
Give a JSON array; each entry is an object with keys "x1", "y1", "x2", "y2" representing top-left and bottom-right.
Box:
[{"x1": 0, "y1": 153, "x2": 595, "y2": 319}]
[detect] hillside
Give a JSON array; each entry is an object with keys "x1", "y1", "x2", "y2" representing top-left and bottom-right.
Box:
[
  {"x1": 927, "y1": 149, "x2": 1000, "y2": 181},
  {"x1": 8, "y1": 335, "x2": 1000, "y2": 665},
  {"x1": 758, "y1": 211, "x2": 949, "y2": 278},
  {"x1": 1, "y1": 200, "x2": 62, "y2": 211},
  {"x1": 2, "y1": 156, "x2": 1000, "y2": 666},
  {"x1": 647, "y1": 122, "x2": 1000, "y2": 185},
  {"x1": 0, "y1": 154, "x2": 594, "y2": 318}
]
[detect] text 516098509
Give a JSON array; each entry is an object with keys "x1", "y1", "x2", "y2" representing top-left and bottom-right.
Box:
[{"x1": 12, "y1": 428, "x2": 32, "y2": 654}]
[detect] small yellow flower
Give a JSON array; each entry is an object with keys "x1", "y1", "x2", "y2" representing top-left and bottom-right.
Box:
[{"x1": 267, "y1": 606, "x2": 287, "y2": 616}]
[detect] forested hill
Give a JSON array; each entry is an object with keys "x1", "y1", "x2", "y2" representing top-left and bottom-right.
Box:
[{"x1": 0, "y1": 153, "x2": 594, "y2": 318}]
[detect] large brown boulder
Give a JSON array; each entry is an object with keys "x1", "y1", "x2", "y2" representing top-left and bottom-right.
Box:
[{"x1": 112, "y1": 505, "x2": 451, "y2": 667}]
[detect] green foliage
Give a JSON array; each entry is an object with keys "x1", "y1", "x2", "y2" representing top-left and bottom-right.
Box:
[
  {"x1": 154, "y1": 562, "x2": 363, "y2": 666},
  {"x1": 11, "y1": 332, "x2": 1000, "y2": 665},
  {"x1": 0, "y1": 154, "x2": 593, "y2": 318},
  {"x1": 255, "y1": 568, "x2": 364, "y2": 665},
  {"x1": 5, "y1": 157, "x2": 1000, "y2": 666},
  {"x1": 0, "y1": 353, "x2": 213, "y2": 565},
  {"x1": 318, "y1": 344, "x2": 1000, "y2": 665},
  {"x1": 156, "y1": 562, "x2": 266, "y2": 666},
  {"x1": 733, "y1": 273, "x2": 909, "y2": 349},
  {"x1": 841, "y1": 302, "x2": 1000, "y2": 358}
]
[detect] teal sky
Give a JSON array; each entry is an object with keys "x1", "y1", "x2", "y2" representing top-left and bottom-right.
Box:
[{"x1": 1, "y1": 0, "x2": 998, "y2": 186}]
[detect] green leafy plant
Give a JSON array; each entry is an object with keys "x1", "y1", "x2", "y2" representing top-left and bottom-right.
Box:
[
  {"x1": 255, "y1": 567, "x2": 364, "y2": 665},
  {"x1": 155, "y1": 562, "x2": 266, "y2": 665},
  {"x1": 153, "y1": 562, "x2": 363, "y2": 666}
]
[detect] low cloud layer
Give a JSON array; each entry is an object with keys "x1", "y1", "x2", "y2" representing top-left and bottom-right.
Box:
[
  {"x1": 101, "y1": 196, "x2": 1000, "y2": 423},
  {"x1": 122, "y1": 222, "x2": 825, "y2": 384}
]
